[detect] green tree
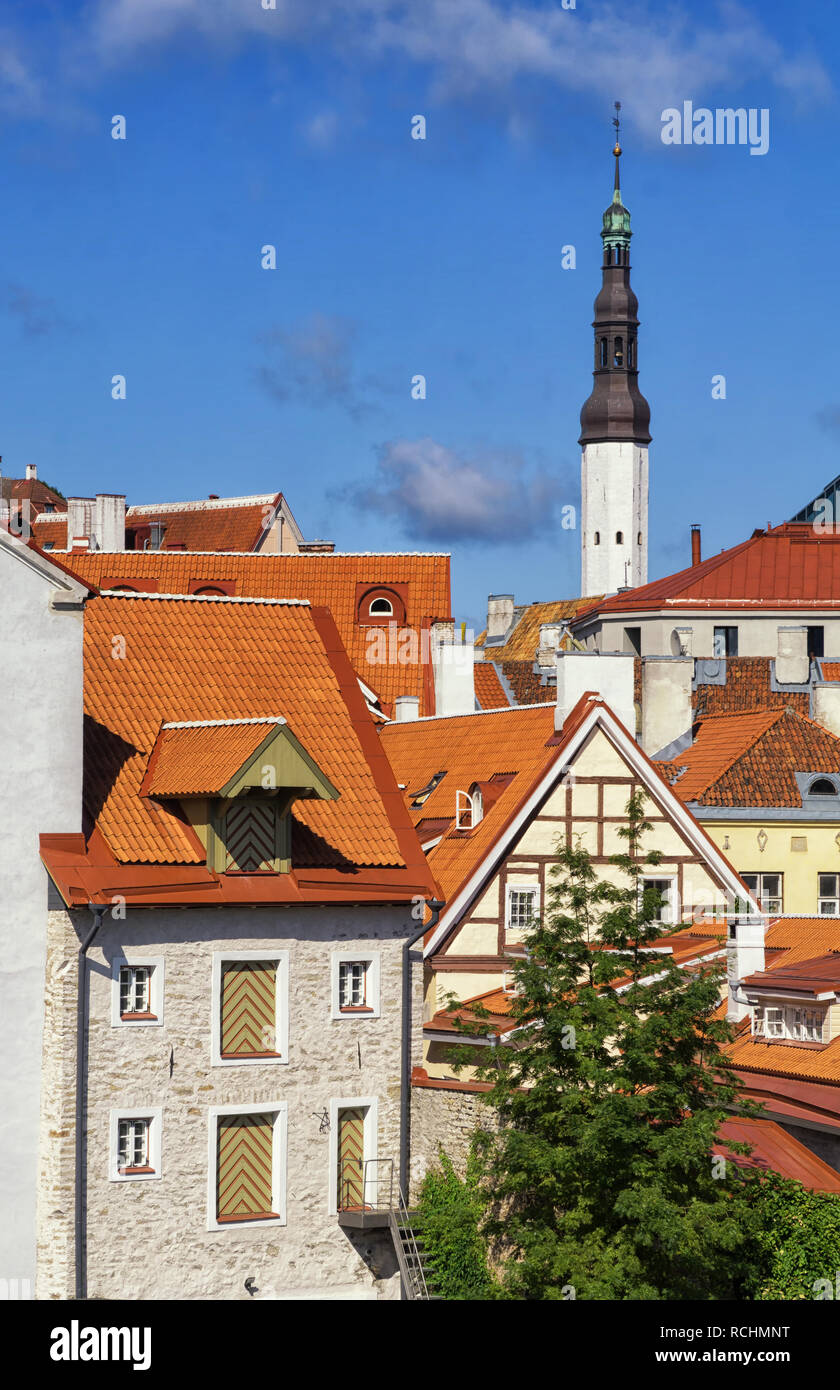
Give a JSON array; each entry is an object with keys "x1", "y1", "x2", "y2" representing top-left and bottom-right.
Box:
[
  {"x1": 743, "y1": 1171, "x2": 840, "y2": 1300},
  {"x1": 416, "y1": 1145, "x2": 497, "y2": 1300},
  {"x1": 449, "y1": 791, "x2": 763, "y2": 1300}
]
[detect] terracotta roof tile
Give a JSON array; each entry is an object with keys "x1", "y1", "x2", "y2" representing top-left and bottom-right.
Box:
[
  {"x1": 478, "y1": 597, "x2": 602, "y2": 661},
  {"x1": 500, "y1": 659, "x2": 550, "y2": 706},
  {"x1": 692, "y1": 657, "x2": 810, "y2": 718},
  {"x1": 662, "y1": 706, "x2": 840, "y2": 807},
  {"x1": 142, "y1": 719, "x2": 284, "y2": 796},
  {"x1": 473, "y1": 662, "x2": 510, "y2": 710},
  {"x1": 61, "y1": 551, "x2": 451, "y2": 717}
]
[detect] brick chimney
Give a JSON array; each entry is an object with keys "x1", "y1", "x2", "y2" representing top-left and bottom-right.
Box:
[{"x1": 690, "y1": 524, "x2": 701, "y2": 566}]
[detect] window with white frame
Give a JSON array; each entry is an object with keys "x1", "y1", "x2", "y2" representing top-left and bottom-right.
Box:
[
  {"x1": 819, "y1": 874, "x2": 840, "y2": 914},
  {"x1": 109, "y1": 1107, "x2": 162, "y2": 1182},
  {"x1": 207, "y1": 1103, "x2": 287, "y2": 1229},
  {"x1": 640, "y1": 876, "x2": 678, "y2": 925},
  {"x1": 111, "y1": 955, "x2": 164, "y2": 1027},
  {"x1": 740, "y1": 873, "x2": 782, "y2": 914},
  {"x1": 331, "y1": 952, "x2": 381, "y2": 1020},
  {"x1": 506, "y1": 884, "x2": 539, "y2": 935},
  {"x1": 753, "y1": 1003, "x2": 826, "y2": 1043},
  {"x1": 455, "y1": 788, "x2": 481, "y2": 830},
  {"x1": 211, "y1": 951, "x2": 289, "y2": 1065}
]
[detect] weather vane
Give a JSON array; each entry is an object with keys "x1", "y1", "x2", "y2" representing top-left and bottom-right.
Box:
[{"x1": 613, "y1": 100, "x2": 622, "y2": 155}]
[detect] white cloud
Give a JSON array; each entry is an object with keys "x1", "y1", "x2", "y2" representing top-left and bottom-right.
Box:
[{"x1": 345, "y1": 436, "x2": 566, "y2": 542}]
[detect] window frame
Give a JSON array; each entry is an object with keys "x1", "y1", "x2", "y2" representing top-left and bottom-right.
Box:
[
  {"x1": 206, "y1": 1102, "x2": 288, "y2": 1231},
  {"x1": 327, "y1": 1096, "x2": 378, "y2": 1217},
  {"x1": 210, "y1": 950, "x2": 290, "y2": 1067},
  {"x1": 109, "y1": 1107, "x2": 162, "y2": 1183},
  {"x1": 740, "y1": 872, "x2": 783, "y2": 915},
  {"x1": 505, "y1": 882, "x2": 540, "y2": 936},
  {"x1": 110, "y1": 954, "x2": 165, "y2": 1028},
  {"x1": 753, "y1": 1003, "x2": 826, "y2": 1044},
  {"x1": 639, "y1": 874, "x2": 679, "y2": 926},
  {"x1": 331, "y1": 951, "x2": 381, "y2": 1020}
]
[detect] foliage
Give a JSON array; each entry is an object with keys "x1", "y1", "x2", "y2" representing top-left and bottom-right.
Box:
[
  {"x1": 743, "y1": 1171, "x2": 840, "y2": 1300},
  {"x1": 416, "y1": 1145, "x2": 497, "y2": 1300},
  {"x1": 447, "y1": 791, "x2": 767, "y2": 1300}
]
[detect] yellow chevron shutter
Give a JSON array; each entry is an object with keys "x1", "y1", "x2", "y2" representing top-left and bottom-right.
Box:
[
  {"x1": 217, "y1": 1114, "x2": 276, "y2": 1222},
  {"x1": 337, "y1": 1107, "x2": 366, "y2": 1210},
  {"x1": 221, "y1": 961, "x2": 278, "y2": 1058},
  {"x1": 224, "y1": 801, "x2": 276, "y2": 872}
]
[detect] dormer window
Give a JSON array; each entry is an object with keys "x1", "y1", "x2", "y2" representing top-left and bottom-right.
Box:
[
  {"x1": 147, "y1": 521, "x2": 166, "y2": 551},
  {"x1": 369, "y1": 597, "x2": 393, "y2": 616},
  {"x1": 411, "y1": 770, "x2": 447, "y2": 808},
  {"x1": 753, "y1": 1004, "x2": 826, "y2": 1044},
  {"x1": 356, "y1": 586, "x2": 406, "y2": 625},
  {"x1": 455, "y1": 786, "x2": 483, "y2": 831},
  {"x1": 809, "y1": 777, "x2": 837, "y2": 797}
]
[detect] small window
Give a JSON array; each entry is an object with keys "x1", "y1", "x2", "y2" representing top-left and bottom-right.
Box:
[
  {"x1": 357, "y1": 587, "x2": 406, "y2": 625},
  {"x1": 455, "y1": 789, "x2": 479, "y2": 830},
  {"x1": 109, "y1": 1108, "x2": 161, "y2": 1182},
  {"x1": 147, "y1": 522, "x2": 166, "y2": 551},
  {"x1": 42, "y1": 542, "x2": 54, "y2": 551},
  {"x1": 754, "y1": 1005, "x2": 825, "y2": 1043},
  {"x1": 615, "y1": 531, "x2": 624, "y2": 545},
  {"x1": 637, "y1": 531, "x2": 643, "y2": 545},
  {"x1": 411, "y1": 770, "x2": 447, "y2": 808},
  {"x1": 212, "y1": 952, "x2": 289, "y2": 1066},
  {"x1": 819, "y1": 873, "x2": 840, "y2": 914},
  {"x1": 593, "y1": 531, "x2": 600, "y2": 546},
  {"x1": 740, "y1": 872, "x2": 782, "y2": 915},
  {"x1": 640, "y1": 877, "x2": 677, "y2": 925},
  {"x1": 44, "y1": 503, "x2": 55, "y2": 514},
  {"x1": 192, "y1": 585, "x2": 227, "y2": 596},
  {"x1": 613, "y1": 336, "x2": 623, "y2": 368},
  {"x1": 506, "y1": 884, "x2": 539, "y2": 935},
  {"x1": 331, "y1": 952, "x2": 381, "y2": 1020},
  {"x1": 807, "y1": 626, "x2": 824, "y2": 660},
  {"x1": 809, "y1": 778, "x2": 837, "y2": 797},
  {"x1": 468, "y1": 782, "x2": 484, "y2": 826},
  {"x1": 210, "y1": 1105, "x2": 287, "y2": 1228},
  {"x1": 599, "y1": 337, "x2": 608, "y2": 367},
  {"x1": 369, "y1": 597, "x2": 393, "y2": 616},
  {"x1": 713, "y1": 625, "x2": 739, "y2": 657},
  {"x1": 111, "y1": 955, "x2": 163, "y2": 1027}
]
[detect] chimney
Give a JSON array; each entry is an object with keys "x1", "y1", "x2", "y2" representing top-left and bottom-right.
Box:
[
  {"x1": 93, "y1": 494, "x2": 126, "y2": 552},
  {"x1": 813, "y1": 682, "x2": 840, "y2": 738},
  {"x1": 776, "y1": 625, "x2": 809, "y2": 685},
  {"x1": 394, "y1": 696, "x2": 420, "y2": 723},
  {"x1": 641, "y1": 657, "x2": 693, "y2": 756},
  {"x1": 486, "y1": 594, "x2": 514, "y2": 641},
  {"x1": 537, "y1": 623, "x2": 562, "y2": 670},
  {"x1": 25, "y1": 464, "x2": 37, "y2": 482},
  {"x1": 208, "y1": 494, "x2": 220, "y2": 500},
  {"x1": 554, "y1": 652, "x2": 635, "y2": 734},
  {"x1": 726, "y1": 915, "x2": 766, "y2": 1023},
  {"x1": 690, "y1": 524, "x2": 701, "y2": 566},
  {"x1": 432, "y1": 622, "x2": 475, "y2": 716},
  {"x1": 66, "y1": 497, "x2": 94, "y2": 549}
]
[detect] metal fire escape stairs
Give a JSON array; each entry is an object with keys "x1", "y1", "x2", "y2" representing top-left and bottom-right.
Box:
[{"x1": 337, "y1": 1158, "x2": 434, "y2": 1300}]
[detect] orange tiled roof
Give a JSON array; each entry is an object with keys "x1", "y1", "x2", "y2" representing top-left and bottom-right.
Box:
[
  {"x1": 692, "y1": 657, "x2": 810, "y2": 718},
  {"x1": 124, "y1": 495, "x2": 282, "y2": 552},
  {"x1": 82, "y1": 594, "x2": 405, "y2": 869},
  {"x1": 477, "y1": 597, "x2": 602, "y2": 661},
  {"x1": 59, "y1": 550, "x2": 451, "y2": 718},
  {"x1": 822, "y1": 662, "x2": 840, "y2": 681},
  {"x1": 661, "y1": 706, "x2": 840, "y2": 806},
  {"x1": 713, "y1": 1116, "x2": 840, "y2": 1192},
  {"x1": 426, "y1": 987, "x2": 518, "y2": 1036},
  {"x1": 500, "y1": 658, "x2": 551, "y2": 705},
  {"x1": 141, "y1": 719, "x2": 287, "y2": 797},
  {"x1": 473, "y1": 662, "x2": 510, "y2": 710},
  {"x1": 380, "y1": 703, "x2": 562, "y2": 903}
]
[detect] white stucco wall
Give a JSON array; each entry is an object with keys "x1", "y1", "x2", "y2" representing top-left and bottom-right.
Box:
[
  {"x1": 37, "y1": 903, "x2": 416, "y2": 1300},
  {"x1": 580, "y1": 441, "x2": 648, "y2": 595},
  {"x1": 0, "y1": 536, "x2": 84, "y2": 1285}
]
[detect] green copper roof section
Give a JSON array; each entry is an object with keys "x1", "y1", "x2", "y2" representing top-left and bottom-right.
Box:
[{"x1": 601, "y1": 151, "x2": 632, "y2": 247}]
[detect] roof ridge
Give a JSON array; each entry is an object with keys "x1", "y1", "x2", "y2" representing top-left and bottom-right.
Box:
[
  {"x1": 161, "y1": 716, "x2": 287, "y2": 729},
  {"x1": 126, "y1": 494, "x2": 280, "y2": 513},
  {"x1": 59, "y1": 549, "x2": 451, "y2": 558},
  {"x1": 99, "y1": 590, "x2": 311, "y2": 606},
  {"x1": 386, "y1": 701, "x2": 557, "y2": 725}
]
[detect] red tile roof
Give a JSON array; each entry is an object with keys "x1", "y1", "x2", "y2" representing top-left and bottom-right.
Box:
[
  {"x1": 124, "y1": 494, "x2": 283, "y2": 552},
  {"x1": 57, "y1": 550, "x2": 451, "y2": 718},
  {"x1": 42, "y1": 593, "x2": 437, "y2": 907},
  {"x1": 141, "y1": 719, "x2": 287, "y2": 797},
  {"x1": 477, "y1": 597, "x2": 603, "y2": 659},
  {"x1": 473, "y1": 662, "x2": 510, "y2": 710},
  {"x1": 713, "y1": 1116, "x2": 840, "y2": 1192},
  {"x1": 661, "y1": 706, "x2": 840, "y2": 806},
  {"x1": 574, "y1": 523, "x2": 840, "y2": 622},
  {"x1": 693, "y1": 657, "x2": 811, "y2": 718}
]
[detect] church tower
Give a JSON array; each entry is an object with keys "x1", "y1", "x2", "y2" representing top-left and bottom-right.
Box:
[{"x1": 579, "y1": 111, "x2": 651, "y2": 596}]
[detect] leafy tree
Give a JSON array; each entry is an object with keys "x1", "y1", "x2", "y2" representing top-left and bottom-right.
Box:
[
  {"x1": 448, "y1": 791, "x2": 764, "y2": 1300},
  {"x1": 742, "y1": 1171, "x2": 840, "y2": 1300},
  {"x1": 416, "y1": 1145, "x2": 497, "y2": 1300}
]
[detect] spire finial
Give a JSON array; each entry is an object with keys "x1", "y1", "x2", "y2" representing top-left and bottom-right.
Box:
[{"x1": 612, "y1": 100, "x2": 622, "y2": 191}]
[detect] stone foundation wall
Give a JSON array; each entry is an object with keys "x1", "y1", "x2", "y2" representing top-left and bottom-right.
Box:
[{"x1": 409, "y1": 1081, "x2": 498, "y2": 1201}]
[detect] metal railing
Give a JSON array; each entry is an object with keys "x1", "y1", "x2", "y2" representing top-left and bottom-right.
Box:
[{"x1": 339, "y1": 1157, "x2": 395, "y2": 1213}]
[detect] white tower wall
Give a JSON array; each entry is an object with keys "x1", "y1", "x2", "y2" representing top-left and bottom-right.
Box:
[{"x1": 581, "y1": 440, "x2": 648, "y2": 595}]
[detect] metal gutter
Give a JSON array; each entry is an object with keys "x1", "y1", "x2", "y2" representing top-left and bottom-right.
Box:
[
  {"x1": 400, "y1": 899, "x2": 444, "y2": 1199},
  {"x1": 75, "y1": 903, "x2": 107, "y2": 1300}
]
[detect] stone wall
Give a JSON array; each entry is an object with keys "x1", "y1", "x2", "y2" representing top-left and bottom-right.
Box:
[
  {"x1": 37, "y1": 903, "x2": 416, "y2": 1301},
  {"x1": 409, "y1": 1080, "x2": 497, "y2": 1201}
]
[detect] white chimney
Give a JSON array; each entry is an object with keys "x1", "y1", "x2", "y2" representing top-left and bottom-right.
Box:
[
  {"x1": 555, "y1": 652, "x2": 635, "y2": 734},
  {"x1": 642, "y1": 657, "x2": 694, "y2": 757},
  {"x1": 486, "y1": 594, "x2": 514, "y2": 641},
  {"x1": 25, "y1": 464, "x2": 37, "y2": 481},
  {"x1": 726, "y1": 915, "x2": 766, "y2": 1023},
  {"x1": 394, "y1": 696, "x2": 420, "y2": 723},
  {"x1": 776, "y1": 625, "x2": 809, "y2": 685},
  {"x1": 432, "y1": 623, "x2": 475, "y2": 716},
  {"x1": 537, "y1": 623, "x2": 562, "y2": 669},
  {"x1": 66, "y1": 497, "x2": 94, "y2": 549},
  {"x1": 93, "y1": 494, "x2": 126, "y2": 552},
  {"x1": 813, "y1": 683, "x2": 840, "y2": 738}
]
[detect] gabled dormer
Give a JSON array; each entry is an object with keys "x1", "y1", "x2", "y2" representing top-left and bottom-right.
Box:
[
  {"x1": 741, "y1": 954, "x2": 840, "y2": 1048},
  {"x1": 140, "y1": 716, "x2": 339, "y2": 873}
]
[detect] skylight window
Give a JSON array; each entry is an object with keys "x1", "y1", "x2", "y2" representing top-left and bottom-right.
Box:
[{"x1": 411, "y1": 770, "x2": 447, "y2": 808}]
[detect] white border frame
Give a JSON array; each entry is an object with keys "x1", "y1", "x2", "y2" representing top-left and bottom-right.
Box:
[
  {"x1": 206, "y1": 1101, "x2": 288, "y2": 1231},
  {"x1": 109, "y1": 1106, "x2": 162, "y2": 1182},
  {"x1": 110, "y1": 954, "x2": 165, "y2": 1028},
  {"x1": 330, "y1": 951, "x2": 381, "y2": 1020},
  {"x1": 210, "y1": 950, "x2": 290, "y2": 1067},
  {"x1": 327, "y1": 1096, "x2": 378, "y2": 1216},
  {"x1": 505, "y1": 881, "x2": 540, "y2": 936}
]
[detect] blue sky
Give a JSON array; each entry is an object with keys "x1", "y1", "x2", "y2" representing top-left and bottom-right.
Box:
[{"x1": 0, "y1": 0, "x2": 838, "y2": 627}]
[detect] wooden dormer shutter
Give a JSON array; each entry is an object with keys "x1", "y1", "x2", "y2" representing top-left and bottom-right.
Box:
[
  {"x1": 224, "y1": 800, "x2": 276, "y2": 872},
  {"x1": 217, "y1": 1114, "x2": 276, "y2": 1222},
  {"x1": 221, "y1": 961, "x2": 278, "y2": 1058}
]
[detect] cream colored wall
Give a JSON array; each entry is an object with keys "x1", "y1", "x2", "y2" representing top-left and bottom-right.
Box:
[{"x1": 700, "y1": 819, "x2": 840, "y2": 915}]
